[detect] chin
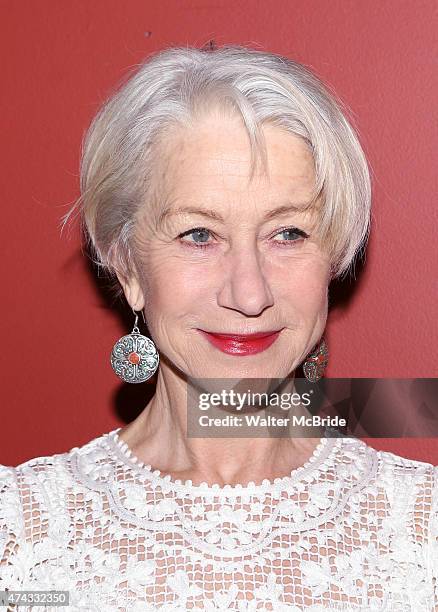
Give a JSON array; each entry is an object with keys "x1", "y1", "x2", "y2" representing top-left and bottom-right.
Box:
[{"x1": 191, "y1": 361, "x2": 294, "y2": 380}]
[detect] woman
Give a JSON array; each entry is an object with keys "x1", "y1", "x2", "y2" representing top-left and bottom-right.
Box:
[{"x1": 1, "y1": 45, "x2": 437, "y2": 611}]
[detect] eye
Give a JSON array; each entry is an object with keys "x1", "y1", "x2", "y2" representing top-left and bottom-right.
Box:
[
  {"x1": 271, "y1": 226, "x2": 309, "y2": 245},
  {"x1": 178, "y1": 227, "x2": 213, "y2": 249},
  {"x1": 177, "y1": 225, "x2": 310, "y2": 250}
]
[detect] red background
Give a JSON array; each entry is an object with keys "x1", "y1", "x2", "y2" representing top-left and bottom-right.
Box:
[{"x1": 1, "y1": 1, "x2": 437, "y2": 466}]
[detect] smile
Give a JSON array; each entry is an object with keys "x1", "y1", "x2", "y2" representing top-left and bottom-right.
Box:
[{"x1": 197, "y1": 329, "x2": 283, "y2": 355}]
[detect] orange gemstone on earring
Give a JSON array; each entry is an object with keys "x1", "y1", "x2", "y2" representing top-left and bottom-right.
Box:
[{"x1": 128, "y1": 352, "x2": 140, "y2": 365}]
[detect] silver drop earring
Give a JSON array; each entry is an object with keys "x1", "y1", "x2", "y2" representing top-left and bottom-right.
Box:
[
  {"x1": 303, "y1": 337, "x2": 329, "y2": 382},
  {"x1": 110, "y1": 308, "x2": 159, "y2": 383}
]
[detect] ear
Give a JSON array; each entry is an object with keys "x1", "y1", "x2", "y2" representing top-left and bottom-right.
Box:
[{"x1": 115, "y1": 268, "x2": 145, "y2": 311}]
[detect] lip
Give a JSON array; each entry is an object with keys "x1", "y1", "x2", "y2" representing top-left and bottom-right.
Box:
[{"x1": 197, "y1": 329, "x2": 283, "y2": 355}]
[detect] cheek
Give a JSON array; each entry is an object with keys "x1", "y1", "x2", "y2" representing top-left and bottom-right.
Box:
[
  {"x1": 138, "y1": 252, "x2": 211, "y2": 317},
  {"x1": 281, "y1": 259, "x2": 330, "y2": 316}
]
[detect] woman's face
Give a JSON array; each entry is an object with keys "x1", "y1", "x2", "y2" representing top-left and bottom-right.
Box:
[{"x1": 129, "y1": 110, "x2": 331, "y2": 379}]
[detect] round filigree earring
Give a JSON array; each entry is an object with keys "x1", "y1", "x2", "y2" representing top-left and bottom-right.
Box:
[
  {"x1": 110, "y1": 308, "x2": 159, "y2": 383},
  {"x1": 302, "y1": 337, "x2": 329, "y2": 382}
]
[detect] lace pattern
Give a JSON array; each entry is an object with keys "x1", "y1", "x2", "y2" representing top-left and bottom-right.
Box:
[{"x1": 0, "y1": 428, "x2": 437, "y2": 611}]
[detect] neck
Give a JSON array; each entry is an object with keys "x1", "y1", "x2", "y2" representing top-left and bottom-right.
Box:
[{"x1": 118, "y1": 361, "x2": 323, "y2": 486}]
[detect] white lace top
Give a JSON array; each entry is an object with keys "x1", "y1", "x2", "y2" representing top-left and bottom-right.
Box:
[{"x1": 0, "y1": 428, "x2": 437, "y2": 612}]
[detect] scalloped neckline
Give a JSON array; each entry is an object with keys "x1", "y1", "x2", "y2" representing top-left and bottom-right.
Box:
[{"x1": 106, "y1": 427, "x2": 343, "y2": 496}]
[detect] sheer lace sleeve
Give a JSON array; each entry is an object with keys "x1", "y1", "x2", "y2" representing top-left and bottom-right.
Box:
[
  {"x1": 427, "y1": 465, "x2": 438, "y2": 610},
  {"x1": 0, "y1": 465, "x2": 24, "y2": 588},
  {"x1": 0, "y1": 459, "x2": 56, "y2": 595}
]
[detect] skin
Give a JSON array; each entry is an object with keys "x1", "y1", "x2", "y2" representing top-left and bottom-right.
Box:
[{"x1": 115, "y1": 107, "x2": 332, "y2": 486}]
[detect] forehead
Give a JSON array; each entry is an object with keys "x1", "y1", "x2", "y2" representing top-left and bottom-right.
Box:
[{"x1": 156, "y1": 112, "x2": 316, "y2": 209}]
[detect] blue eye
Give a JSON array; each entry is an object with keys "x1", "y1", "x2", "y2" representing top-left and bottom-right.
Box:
[
  {"x1": 178, "y1": 227, "x2": 212, "y2": 248},
  {"x1": 272, "y1": 227, "x2": 309, "y2": 244},
  {"x1": 177, "y1": 226, "x2": 309, "y2": 250}
]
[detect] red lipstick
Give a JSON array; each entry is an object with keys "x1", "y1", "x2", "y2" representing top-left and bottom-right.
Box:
[{"x1": 197, "y1": 330, "x2": 282, "y2": 355}]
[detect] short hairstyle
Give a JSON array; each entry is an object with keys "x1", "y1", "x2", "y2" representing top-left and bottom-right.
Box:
[{"x1": 62, "y1": 45, "x2": 371, "y2": 300}]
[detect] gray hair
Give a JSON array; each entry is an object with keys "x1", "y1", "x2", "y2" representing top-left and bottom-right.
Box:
[{"x1": 62, "y1": 45, "x2": 371, "y2": 299}]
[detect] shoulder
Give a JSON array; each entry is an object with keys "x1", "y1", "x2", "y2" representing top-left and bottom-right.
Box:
[
  {"x1": 336, "y1": 436, "x2": 437, "y2": 525},
  {"x1": 374, "y1": 442, "x2": 436, "y2": 476},
  {"x1": 0, "y1": 452, "x2": 69, "y2": 557},
  {"x1": 372, "y1": 441, "x2": 438, "y2": 517},
  {"x1": 1, "y1": 428, "x2": 116, "y2": 482},
  {"x1": 0, "y1": 430, "x2": 115, "y2": 557},
  {"x1": 346, "y1": 437, "x2": 438, "y2": 546},
  {"x1": 367, "y1": 440, "x2": 438, "y2": 496},
  {"x1": 369, "y1": 445, "x2": 438, "y2": 591},
  {"x1": 348, "y1": 440, "x2": 438, "y2": 604},
  {"x1": 341, "y1": 435, "x2": 437, "y2": 480}
]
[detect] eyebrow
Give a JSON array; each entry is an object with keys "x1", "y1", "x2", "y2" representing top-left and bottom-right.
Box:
[{"x1": 158, "y1": 201, "x2": 314, "y2": 225}]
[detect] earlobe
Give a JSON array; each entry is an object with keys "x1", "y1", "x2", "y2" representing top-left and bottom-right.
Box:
[
  {"x1": 115, "y1": 270, "x2": 145, "y2": 312},
  {"x1": 128, "y1": 277, "x2": 146, "y2": 311}
]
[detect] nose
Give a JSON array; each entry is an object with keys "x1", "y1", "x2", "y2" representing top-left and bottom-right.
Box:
[{"x1": 216, "y1": 242, "x2": 274, "y2": 316}]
